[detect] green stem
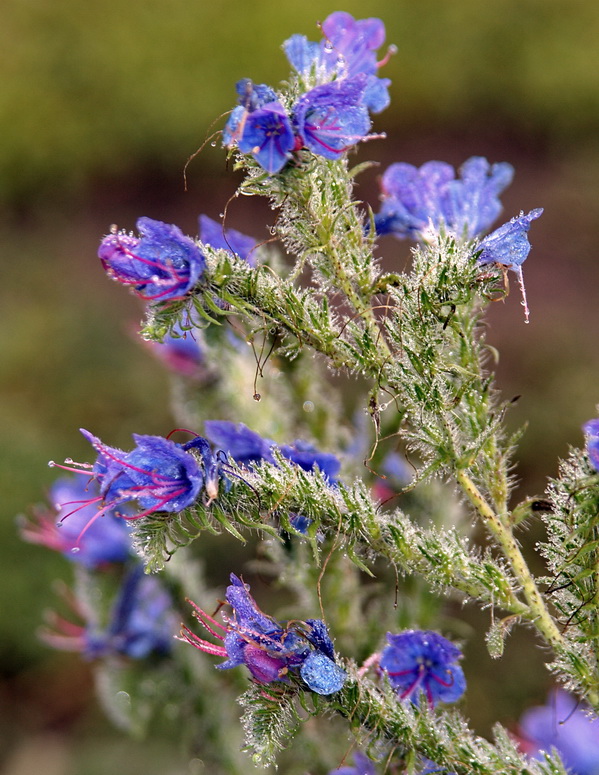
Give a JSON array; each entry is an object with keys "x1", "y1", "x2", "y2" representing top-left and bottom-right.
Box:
[{"x1": 455, "y1": 469, "x2": 565, "y2": 653}]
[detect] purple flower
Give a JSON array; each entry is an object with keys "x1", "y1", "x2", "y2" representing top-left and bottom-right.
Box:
[
  {"x1": 477, "y1": 208, "x2": 543, "y2": 323},
  {"x1": 477, "y1": 208, "x2": 543, "y2": 269},
  {"x1": 380, "y1": 630, "x2": 466, "y2": 707},
  {"x1": 52, "y1": 430, "x2": 205, "y2": 526},
  {"x1": 583, "y1": 419, "x2": 599, "y2": 472},
  {"x1": 293, "y1": 77, "x2": 371, "y2": 160},
  {"x1": 284, "y1": 11, "x2": 393, "y2": 114},
  {"x1": 204, "y1": 421, "x2": 277, "y2": 467},
  {"x1": 43, "y1": 565, "x2": 176, "y2": 660},
  {"x1": 279, "y1": 440, "x2": 341, "y2": 483},
  {"x1": 199, "y1": 214, "x2": 258, "y2": 265},
  {"x1": 181, "y1": 574, "x2": 346, "y2": 694},
  {"x1": 329, "y1": 751, "x2": 377, "y2": 775},
  {"x1": 20, "y1": 477, "x2": 131, "y2": 568},
  {"x1": 223, "y1": 80, "x2": 295, "y2": 174},
  {"x1": 519, "y1": 690, "x2": 599, "y2": 775},
  {"x1": 374, "y1": 157, "x2": 514, "y2": 241},
  {"x1": 98, "y1": 217, "x2": 205, "y2": 301},
  {"x1": 204, "y1": 420, "x2": 341, "y2": 483}
]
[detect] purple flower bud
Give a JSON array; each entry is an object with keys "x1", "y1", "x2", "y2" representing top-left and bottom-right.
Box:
[
  {"x1": 98, "y1": 217, "x2": 205, "y2": 301},
  {"x1": 181, "y1": 574, "x2": 346, "y2": 695},
  {"x1": 293, "y1": 77, "x2": 371, "y2": 160},
  {"x1": 380, "y1": 630, "x2": 466, "y2": 707}
]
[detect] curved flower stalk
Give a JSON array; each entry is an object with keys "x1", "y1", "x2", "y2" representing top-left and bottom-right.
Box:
[
  {"x1": 180, "y1": 574, "x2": 346, "y2": 695},
  {"x1": 20, "y1": 476, "x2": 132, "y2": 568},
  {"x1": 98, "y1": 217, "x2": 205, "y2": 301}
]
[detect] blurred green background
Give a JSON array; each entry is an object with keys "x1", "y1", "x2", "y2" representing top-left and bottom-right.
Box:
[{"x1": 2, "y1": 0, "x2": 599, "y2": 772}]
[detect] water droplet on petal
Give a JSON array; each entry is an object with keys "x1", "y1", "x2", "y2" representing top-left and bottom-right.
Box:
[{"x1": 71, "y1": 547, "x2": 80, "y2": 554}]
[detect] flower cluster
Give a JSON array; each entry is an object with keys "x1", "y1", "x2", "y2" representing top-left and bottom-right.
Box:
[
  {"x1": 379, "y1": 630, "x2": 466, "y2": 707},
  {"x1": 519, "y1": 690, "x2": 599, "y2": 775},
  {"x1": 223, "y1": 12, "x2": 392, "y2": 174},
  {"x1": 180, "y1": 573, "x2": 346, "y2": 695},
  {"x1": 98, "y1": 217, "x2": 205, "y2": 301},
  {"x1": 374, "y1": 157, "x2": 514, "y2": 241}
]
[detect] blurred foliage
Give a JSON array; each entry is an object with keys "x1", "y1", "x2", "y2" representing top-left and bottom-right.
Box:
[{"x1": 2, "y1": 0, "x2": 599, "y2": 205}]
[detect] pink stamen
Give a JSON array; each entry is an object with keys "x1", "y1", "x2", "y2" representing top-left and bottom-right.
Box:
[{"x1": 177, "y1": 626, "x2": 228, "y2": 657}]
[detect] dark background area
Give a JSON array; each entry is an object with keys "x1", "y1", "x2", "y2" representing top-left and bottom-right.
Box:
[{"x1": 2, "y1": 1, "x2": 599, "y2": 772}]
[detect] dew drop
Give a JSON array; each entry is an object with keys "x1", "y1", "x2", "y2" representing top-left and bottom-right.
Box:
[
  {"x1": 253, "y1": 393, "x2": 261, "y2": 402},
  {"x1": 210, "y1": 141, "x2": 217, "y2": 147},
  {"x1": 110, "y1": 223, "x2": 118, "y2": 234},
  {"x1": 48, "y1": 461, "x2": 56, "y2": 468},
  {"x1": 303, "y1": 401, "x2": 314, "y2": 413},
  {"x1": 64, "y1": 458, "x2": 73, "y2": 464},
  {"x1": 71, "y1": 547, "x2": 80, "y2": 554}
]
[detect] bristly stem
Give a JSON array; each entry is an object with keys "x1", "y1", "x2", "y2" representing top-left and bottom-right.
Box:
[{"x1": 455, "y1": 469, "x2": 565, "y2": 652}]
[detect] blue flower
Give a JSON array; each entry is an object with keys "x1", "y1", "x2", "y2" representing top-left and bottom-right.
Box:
[
  {"x1": 519, "y1": 690, "x2": 599, "y2": 775},
  {"x1": 374, "y1": 157, "x2": 514, "y2": 241},
  {"x1": 477, "y1": 208, "x2": 542, "y2": 323},
  {"x1": 380, "y1": 630, "x2": 466, "y2": 707},
  {"x1": 293, "y1": 77, "x2": 371, "y2": 161},
  {"x1": 43, "y1": 565, "x2": 176, "y2": 660},
  {"x1": 328, "y1": 751, "x2": 377, "y2": 775},
  {"x1": 204, "y1": 421, "x2": 277, "y2": 467},
  {"x1": 52, "y1": 430, "x2": 205, "y2": 524},
  {"x1": 583, "y1": 419, "x2": 599, "y2": 472},
  {"x1": 98, "y1": 217, "x2": 205, "y2": 301},
  {"x1": 20, "y1": 476, "x2": 132, "y2": 568},
  {"x1": 181, "y1": 574, "x2": 346, "y2": 694},
  {"x1": 279, "y1": 440, "x2": 341, "y2": 483},
  {"x1": 284, "y1": 11, "x2": 393, "y2": 114},
  {"x1": 199, "y1": 214, "x2": 258, "y2": 265},
  {"x1": 223, "y1": 80, "x2": 295, "y2": 174},
  {"x1": 477, "y1": 208, "x2": 543, "y2": 269},
  {"x1": 204, "y1": 420, "x2": 341, "y2": 483}
]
